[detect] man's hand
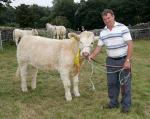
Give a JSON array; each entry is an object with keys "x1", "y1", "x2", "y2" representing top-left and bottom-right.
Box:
[
  {"x1": 88, "y1": 55, "x2": 94, "y2": 62},
  {"x1": 123, "y1": 59, "x2": 131, "y2": 69},
  {"x1": 88, "y1": 46, "x2": 101, "y2": 62}
]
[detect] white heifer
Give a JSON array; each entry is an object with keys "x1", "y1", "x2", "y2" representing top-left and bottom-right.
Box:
[
  {"x1": 46, "y1": 23, "x2": 66, "y2": 39},
  {"x1": 46, "y1": 23, "x2": 57, "y2": 39},
  {"x1": 16, "y1": 31, "x2": 95, "y2": 101},
  {"x1": 55, "y1": 25, "x2": 66, "y2": 39},
  {"x1": 13, "y1": 29, "x2": 38, "y2": 46}
]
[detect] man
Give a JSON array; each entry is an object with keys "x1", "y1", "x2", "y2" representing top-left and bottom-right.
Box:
[{"x1": 88, "y1": 9, "x2": 133, "y2": 113}]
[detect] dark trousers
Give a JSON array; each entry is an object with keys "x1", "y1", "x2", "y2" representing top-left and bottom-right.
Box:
[{"x1": 106, "y1": 56, "x2": 131, "y2": 109}]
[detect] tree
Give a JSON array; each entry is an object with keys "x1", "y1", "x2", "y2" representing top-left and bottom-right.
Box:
[
  {"x1": 51, "y1": 16, "x2": 71, "y2": 27},
  {"x1": 15, "y1": 4, "x2": 52, "y2": 28},
  {"x1": 15, "y1": 4, "x2": 35, "y2": 28},
  {"x1": 75, "y1": 0, "x2": 108, "y2": 30},
  {"x1": 29, "y1": 5, "x2": 52, "y2": 28},
  {"x1": 0, "y1": 5, "x2": 16, "y2": 26},
  {"x1": 51, "y1": 0, "x2": 77, "y2": 28},
  {"x1": 0, "y1": 0, "x2": 11, "y2": 6},
  {"x1": 0, "y1": 0, "x2": 11, "y2": 14}
]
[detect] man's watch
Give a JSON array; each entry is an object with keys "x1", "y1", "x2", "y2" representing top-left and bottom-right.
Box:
[{"x1": 126, "y1": 59, "x2": 130, "y2": 62}]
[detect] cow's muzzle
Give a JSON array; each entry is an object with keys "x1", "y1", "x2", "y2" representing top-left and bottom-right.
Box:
[{"x1": 82, "y1": 52, "x2": 89, "y2": 58}]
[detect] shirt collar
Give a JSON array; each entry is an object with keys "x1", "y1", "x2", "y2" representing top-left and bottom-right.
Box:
[{"x1": 104, "y1": 21, "x2": 118, "y2": 29}]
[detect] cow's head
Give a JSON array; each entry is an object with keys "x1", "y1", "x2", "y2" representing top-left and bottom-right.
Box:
[
  {"x1": 79, "y1": 31, "x2": 95, "y2": 57},
  {"x1": 32, "y1": 29, "x2": 38, "y2": 36}
]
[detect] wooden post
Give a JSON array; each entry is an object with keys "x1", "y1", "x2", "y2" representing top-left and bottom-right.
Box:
[{"x1": 0, "y1": 31, "x2": 3, "y2": 51}]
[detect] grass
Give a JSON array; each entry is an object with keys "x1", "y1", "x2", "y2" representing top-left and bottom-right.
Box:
[{"x1": 0, "y1": 39, "x2": 150, "y2": 119}]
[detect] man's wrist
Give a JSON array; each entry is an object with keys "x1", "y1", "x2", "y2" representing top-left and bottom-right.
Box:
[{"x1": 126, "y1": 58, "x2": 130, "y2": 62}]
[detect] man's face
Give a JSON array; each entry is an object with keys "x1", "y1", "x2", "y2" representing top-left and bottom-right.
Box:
[{"x1": 102, "y1": 13, "x2": 115, "y2": 28}]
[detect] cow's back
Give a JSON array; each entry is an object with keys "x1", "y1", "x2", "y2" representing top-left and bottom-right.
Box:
[{"x1": 17, "y1": 36, "x2": 75, "y2": 70}]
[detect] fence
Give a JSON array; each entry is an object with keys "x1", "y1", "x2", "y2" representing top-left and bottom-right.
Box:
[
  {"x1": 130, "y1": 28, "x2": 150, "y2": 39},
  {"x1": 0, "y1": 31, "x2": 3, "y2": 51},
  {"x1": 0, "y1": 26, "x2": 150, "y2": 51},
  {"x1": 0, "y1": 29, "x2": 14, "y2": 51},
  {"x1": 91, "y1": 28, "x2": 150, "y2": 40}
]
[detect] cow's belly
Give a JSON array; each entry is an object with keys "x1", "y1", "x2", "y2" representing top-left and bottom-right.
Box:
[{"x1": 28, "y1": 56, "x2": 59, "y2": 70}]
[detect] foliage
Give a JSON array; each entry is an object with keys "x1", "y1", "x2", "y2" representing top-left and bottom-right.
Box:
[
  {"x1": 0, "y1": 0, "x2": 11, "y2": 14},
  {"x1": 0, "y1": 0, "x2": 11, "y2": 6},
  {"x1": 52, "y1": 0, "x2": 77, "y2": 28},
  {"x1": 0, "y1": 5, "x2": 15, "y2": 26},
  {"x1": 51, "y1": 16, "x2": 71, "y2": 27},
  {"x1": 0, "y1": 0, "x2": 150, "y2": 29},
  {"x1": 75, "y1": 0, "x2": 108, "y2": 30},
  {"x1": 15, "y1": 4, "x2": 51, "y2": 28},
  {"x1": 15, "y1": 4, "x2": 34, "y2": 28}
]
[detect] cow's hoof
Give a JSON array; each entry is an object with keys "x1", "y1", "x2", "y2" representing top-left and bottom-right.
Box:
[
  {"x1": 31, "y1": 86, "x2": 36, "y2": 90},
  {"x1": 74, "y1": 90, "x2": 80, "y2": 97},
  {"x1": 74, "y1": 93, "x2": 80, "y2": 97},
  {"x1": 66, "y1": 97, "x2": 72, "y2": 101},
  {"x1": 22, "y1": 89, "x2": 28, "y2": 92},
  {"x1": 65, "y1": 94, "x2": 72, "y2": 101}
]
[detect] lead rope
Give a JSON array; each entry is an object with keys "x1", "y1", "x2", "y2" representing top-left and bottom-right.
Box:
[
  {"x1": 88, "y1": 62, "x2": 95, "y2": 90},
  {"x1": 87, "y1": 60, "x2": 130, "y2": 91}
]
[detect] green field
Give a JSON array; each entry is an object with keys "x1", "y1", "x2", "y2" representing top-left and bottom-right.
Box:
[{"x1": 0, "y1": 39, "x2": 150, "y2": 119}]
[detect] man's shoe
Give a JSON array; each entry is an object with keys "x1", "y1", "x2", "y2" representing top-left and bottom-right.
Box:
[
  {"x1": 121, "y1": 108, "x2": 129, "y2": 113},
  {"x1": 102, "y1": 104, "x2": 119, "y2": 109}
]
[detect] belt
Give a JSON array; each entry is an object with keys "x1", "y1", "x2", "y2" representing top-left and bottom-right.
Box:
[{"x1": 109, "y1": 55, "x2": 127, "y2": 60}]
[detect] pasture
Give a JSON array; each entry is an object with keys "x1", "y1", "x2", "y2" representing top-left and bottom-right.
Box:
[{"x1": 0, "y1": 39, "x2": 150, "y2": 119}]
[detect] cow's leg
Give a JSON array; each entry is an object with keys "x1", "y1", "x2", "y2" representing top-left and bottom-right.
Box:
[
  {"x1": 57, "y1": 34, "x2": 59, "y2": 39},
  {"x1": 63, "y1": 34, "x2": 66, "y2": 39},
  {"x1": 47, "y1": 30, "x2": 49, "y2": 37},
  {"x1": 73, "y1": 74, "x2": 80, "y2": 97},
  {"x1": 49, "y1": 32, "x2": 52, "y2": 38},
  {"x1": 15, "y1": 66, "x2": 20, "y2": 80},
  {"x1": 31, "y1": 67, "x2": 38, "y2": 90},
  {"x1": 53, "y1": 35, "x2": 56, "y2": 39},
  {"x1": 60, "y1": 70, "x2": 72, "y2": 101},
  {"x1": 20, "y1": 63, "x2": 28, "y2": 92}
]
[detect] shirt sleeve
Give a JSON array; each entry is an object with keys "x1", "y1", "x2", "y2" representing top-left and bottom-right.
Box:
[
  {"x1": 122, "y1": 26, "x2": 132, "y2": 41},
  {"x1": 97, "y1": 33, "x2": 104, "y2": 46}
]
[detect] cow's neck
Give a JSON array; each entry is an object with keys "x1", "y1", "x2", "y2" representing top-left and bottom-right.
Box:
[{"x1": 71, "y1": 38, "x2": 80, "y2": 55}]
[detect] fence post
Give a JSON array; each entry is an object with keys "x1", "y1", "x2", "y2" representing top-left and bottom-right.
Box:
[{"x1": 0, "y1": 31, "x2": 3, "y2": 51}]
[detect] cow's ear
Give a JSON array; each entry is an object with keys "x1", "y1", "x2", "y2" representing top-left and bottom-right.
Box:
[{"x1": 68, "y1": 33, "x2": 80, "y2": 41}]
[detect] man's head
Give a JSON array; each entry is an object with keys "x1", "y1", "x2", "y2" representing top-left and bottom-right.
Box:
[{"x1": 101, "y1": 9, "x2": 115, "y2": 29}]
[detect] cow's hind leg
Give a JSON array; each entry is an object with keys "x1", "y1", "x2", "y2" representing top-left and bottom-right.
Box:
[
  {"x1": 73, "y1": 74, "x2": 80, "y2": 97},
  {"x1": 20, "y1": 64, "x2": 28, "y2": 92},
  {"x1": 60, "y1": 69, "x2": 72, "y2": 101},
  {"x1": 31, "y1": 67, "x2": 38, "y2": 90},
  {"x1": 63, "y1": 34, "x2": 66, "y2": 39},
  {"x1": 15, "y1": 66, "x2": 20, "y2": 80}
]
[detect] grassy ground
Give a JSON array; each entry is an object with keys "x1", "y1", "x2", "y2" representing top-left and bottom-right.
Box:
[{"x1": 0, "y1": 39, "x2": 150, "y2": 119}]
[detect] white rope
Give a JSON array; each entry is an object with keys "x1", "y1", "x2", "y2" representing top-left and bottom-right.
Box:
[
  {"x1": 88, "y1": 61, "x2": 95, "y2": 91},
  {"x1": 119, "y1": 68, "x2": 131, "y2": 85},
  {"x1": 87, "y1": 61, "x2": 131, "y2": 87}
]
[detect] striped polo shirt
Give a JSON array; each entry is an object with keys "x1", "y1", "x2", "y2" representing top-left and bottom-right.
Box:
[{"x1": 98, "y1": 22, "x2": 132, "y2": 58}]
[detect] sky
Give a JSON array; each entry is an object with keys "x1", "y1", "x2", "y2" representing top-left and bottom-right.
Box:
[{"x1": 10, "y1": 0, "x2": 81, "y2": 7}]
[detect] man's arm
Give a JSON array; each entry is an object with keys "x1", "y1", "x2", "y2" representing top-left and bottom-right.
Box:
[
  {"x1": 124, "y1": 40, "x2": 133, "y2": 69},
  {"x1": 88, "y1": 46, "x2": 102, "y2": 61}
]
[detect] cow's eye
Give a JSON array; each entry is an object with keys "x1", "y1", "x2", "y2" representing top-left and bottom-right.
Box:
[{"x1": 91, "y1": 42, "x2": 94, "y2": 45}]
